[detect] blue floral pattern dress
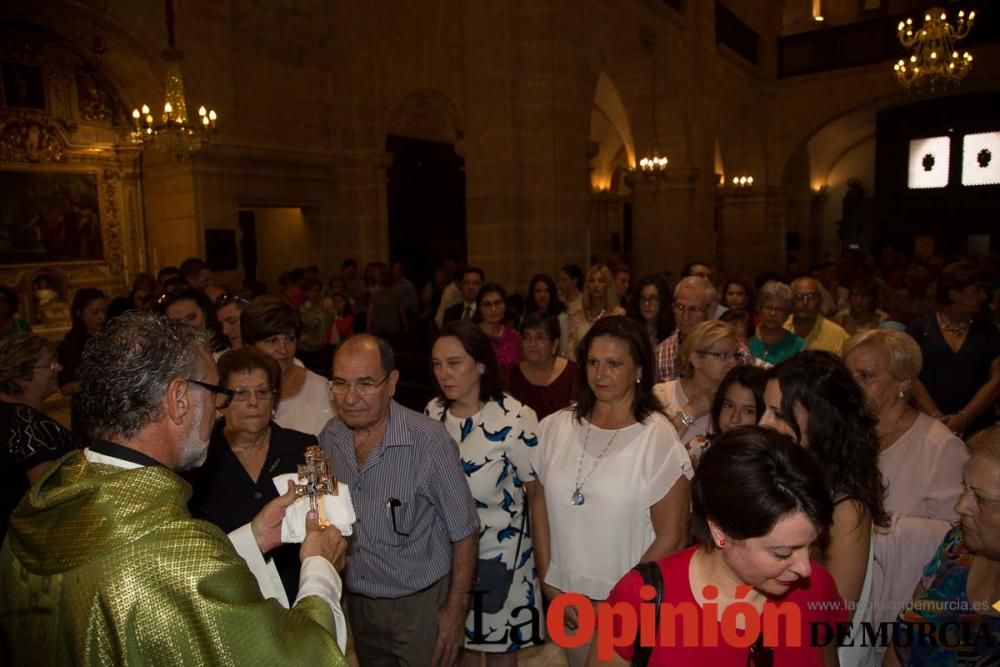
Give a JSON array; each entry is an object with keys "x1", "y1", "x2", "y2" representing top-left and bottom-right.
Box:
[{"x1": 425, "y1": 393, "x2": 544, "y2": 652}]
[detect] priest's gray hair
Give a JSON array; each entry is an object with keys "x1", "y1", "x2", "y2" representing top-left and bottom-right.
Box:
[{"x1": 78, "y1": 312, "x2": 212, "y2": 440}]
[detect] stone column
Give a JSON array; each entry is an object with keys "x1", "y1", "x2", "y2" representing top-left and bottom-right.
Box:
[{"x1": 716, "y1": 186, "x2": 788, "y2": 280}]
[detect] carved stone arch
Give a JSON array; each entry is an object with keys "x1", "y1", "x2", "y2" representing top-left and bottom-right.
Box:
[{"x1": 385, "y1": 89, "x2": 463, "y2": 145}]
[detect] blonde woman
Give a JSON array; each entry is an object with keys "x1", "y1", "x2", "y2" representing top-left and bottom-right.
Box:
[
  {"x1": 564, "y1": 265, "x2": 625, "y2": 358},
  {"x1": 654, "y1": 321, "x2": 741, "y2": 451}
]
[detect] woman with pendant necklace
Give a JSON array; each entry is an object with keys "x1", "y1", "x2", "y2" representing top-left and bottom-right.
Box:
[
  {"x1": 906, "y1": 260, "x2": 1000, "y2": 438},
  {"x1": 426, "y1": 321, "x2": 543, "y2": 664},
  {"x1": 530, "y1": 316, "x2": 692, "y2": 667}
]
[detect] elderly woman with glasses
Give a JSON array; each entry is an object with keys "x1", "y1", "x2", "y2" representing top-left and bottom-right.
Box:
[
  {"x1": 241, "y1": 296, "x2": 336, "y2": 436},
  {"x1": 508, "y1": 312, "x2": 578, "y2": 420},
  {"x1": 0, "y1": 334, "x2": 79, "y2": 542},
  {"x1": 654, "y1": 320, "x2": 741, "y2": 451},
  {"x1": 184, "y1": 347, "x2": 315, "y2": 602},
  {"x1": 749, "y1": 281, "x2": 806, "y2": 366}
]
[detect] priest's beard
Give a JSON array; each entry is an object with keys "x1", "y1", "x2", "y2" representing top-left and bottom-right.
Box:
[{"x1": 176, "y1": 397, "x2": 210, "y2": 471}]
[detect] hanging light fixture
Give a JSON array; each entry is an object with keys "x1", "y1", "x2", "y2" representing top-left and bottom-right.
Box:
[
  {"x1": 632, "y1": 28, "x2": 668, "y2": 182},
  {"x1": 129, "y1": 0, "x2": 218, "y2": 159},
  {"x1": 730, "y1": 101, "x2": 753, "y2": 191},
  {"x1": 894, "y1": 7, "x2": 974, "y2": 91}
]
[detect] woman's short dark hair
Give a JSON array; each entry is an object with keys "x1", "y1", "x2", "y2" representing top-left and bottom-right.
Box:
[
  {"x1": 520, "y1": 312, "x2": 561, "y2": 341},
  {"x1": 936, "y1": 260, "x2": 990, "y2": 306},
  {"x1": 769, "y1": 351, "x2": 889, "y2": 528},
  {"x1": 691, "y1": 426, "x2": 834, "y2": 551},
  {"x1": 574, "y1": 315, "x2": 661, "y2": 424},
  {"x1": 710, "y1": 365, "x2": 767, "y2": 434},
  {"x1": 240, "y1": 296, "x2": 303, "y2": 345},
  {"x1": 70, "y1": 287, "x2": 106, "y2": 335},
  {"x1": 561, "y1": 264, "x2": 584, "y2": 291},
  {"x1": 217, "y1": 347, "x2": 282, "y2": 408},
  {"x1": 432, "y1": 320, "x2": 505, "y2": 407},
  {"x1": 626, "y1": 274, "x2": 676, "y2": 345},
  {"x1": 526, "y1": 273, "x2": 567, "y2": 316},
  {"x1": 473, "y1": 283, "x2": 507, "y2": 323}
]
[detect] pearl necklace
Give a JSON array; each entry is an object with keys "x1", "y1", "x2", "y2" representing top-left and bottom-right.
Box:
[{"x1": 938, "y1": 312, "x2": 972, "y2": 338}]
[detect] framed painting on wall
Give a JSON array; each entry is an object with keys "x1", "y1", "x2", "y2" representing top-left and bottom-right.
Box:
[{"x1": 0, "y1": 170, "x2": 104, "y2": 264}]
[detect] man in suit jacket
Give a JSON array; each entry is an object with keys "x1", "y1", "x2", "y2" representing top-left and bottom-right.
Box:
[{"x1": 441, "y1": 267, "x2": 484, "y2": 325}]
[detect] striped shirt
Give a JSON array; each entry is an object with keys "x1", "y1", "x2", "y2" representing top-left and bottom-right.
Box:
[{"x1": 318, "y1": 400, "x2": 479, "y2": 598}]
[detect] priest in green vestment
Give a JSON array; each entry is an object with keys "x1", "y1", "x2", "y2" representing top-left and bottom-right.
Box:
[{"x1": 0, "y1": 313, "x2": 348, "y2": 666}]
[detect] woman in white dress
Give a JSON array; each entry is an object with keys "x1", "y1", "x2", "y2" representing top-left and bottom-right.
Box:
[
  {"x1": 530, "y1": 315, "x2": 692, "y2": 667},
  {"x1": 426, "y1": 320, "x2": 542, "y2": 664},
  {"x1": 654, "y1": 320, "x2": 741, "y2": 453},
  {"x1": 240, "y1": 296, "x2": 335, "y2": 436}
]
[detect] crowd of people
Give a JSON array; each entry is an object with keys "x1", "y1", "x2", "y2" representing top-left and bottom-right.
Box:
[{"x1": 1, "y1": 248, "x2": 998, "y2": 666}]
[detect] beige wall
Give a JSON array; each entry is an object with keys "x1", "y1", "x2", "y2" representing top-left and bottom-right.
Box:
[{"x1": 3, "y1": 0, "x2": 998, "y2": 293}]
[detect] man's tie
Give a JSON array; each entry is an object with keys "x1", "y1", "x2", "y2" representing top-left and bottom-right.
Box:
[{"x1": 462, "y1": 304, "x2": 472, "y2": 320}]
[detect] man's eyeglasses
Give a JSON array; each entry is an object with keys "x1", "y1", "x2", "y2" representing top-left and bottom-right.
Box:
[
  {"x1": 794, "y1": 293, "x2": 819, "y2": 302},
  {"x1": 186, "y1": 378, "x2": 236, "y2": 409},
  {"x1": 698, "y1": 350, "x2": 742, "y2": 362},
  {"x1": 673, "y1": 303, "x2": 706, "y2": 314},
  {"x1": 330, "y1": 374, "x2": 391, "y2": 396},
  {"x1": 231, "y1": 387, "x2": 277, "y2": 403}
]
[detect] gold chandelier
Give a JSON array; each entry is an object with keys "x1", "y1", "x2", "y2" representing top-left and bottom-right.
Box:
[
  {"x1": 129, "y1": 0, "x2": 218, "y2": 158},
  {"x1": 894, "y1": 7, "x2": 975, "y2": 91}
]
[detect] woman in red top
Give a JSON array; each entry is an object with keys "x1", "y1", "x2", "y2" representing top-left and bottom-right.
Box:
[{"x1": 590, "y1": 427, "x2": 846, "y2": 666}]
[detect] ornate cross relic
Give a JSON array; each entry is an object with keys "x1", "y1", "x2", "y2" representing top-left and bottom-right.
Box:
[{"x1": 294, "y1": 446, "x2": 338, "y2": 521}]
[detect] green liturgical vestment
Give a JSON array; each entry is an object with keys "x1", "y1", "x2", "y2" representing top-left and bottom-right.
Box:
[{"x1": 0, "y1": 452, "x2": 347, "y2": 666}]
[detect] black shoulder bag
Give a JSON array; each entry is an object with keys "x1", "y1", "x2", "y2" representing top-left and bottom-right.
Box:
[{"x1": 630, "y1": 561, "x2": 663, "y2": 667}]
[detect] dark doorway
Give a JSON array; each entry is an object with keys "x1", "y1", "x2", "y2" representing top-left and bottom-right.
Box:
[{"x1": 386, "y1": 135, "x2": 466, "y2": 289}]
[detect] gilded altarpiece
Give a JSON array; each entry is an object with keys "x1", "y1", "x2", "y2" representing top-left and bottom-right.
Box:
[{"x1": 0, "y1": 27, "x2": 144, "y2": 336}]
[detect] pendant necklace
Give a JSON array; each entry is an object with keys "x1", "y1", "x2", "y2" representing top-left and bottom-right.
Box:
[
  {"x1": 571, "y1": 423, "x2": 620, "y2": 505},
  {"x1": 937, "y1": 312, "x2": 972, "y2": 338}
]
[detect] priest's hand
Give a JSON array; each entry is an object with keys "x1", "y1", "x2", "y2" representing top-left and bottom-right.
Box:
[
  {"x1": 251, "y1": 480, "x2": 296, "y2": 554},
  {"x1": 301, "y1": 510, "x2": 347, "y2": 571}
]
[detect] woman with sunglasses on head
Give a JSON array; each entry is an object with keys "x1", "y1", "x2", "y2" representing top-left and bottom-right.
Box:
[
  {"x1": 591, "y1": 427, "x2": 845, "y2": 666},
  {"x1": 1, "y1": 334, "x2": 79, "y2": 542},
  {"x1": 564, "y1": 265, "x2": 626, "y2": 359},
  {"x1": 759, "y1": 351, "x2": 889, "y2": 667},
  {"x1": 155, "y1": 286, "x2": 226, "y2": 353},
  {"x1": 240, "y1": 297, "x2": 335, "y2": 436},
  {"x1": 654, "y1": 321, "x2": 741, "y2": 453},
  {"x1": 216, "y1": 289, "x2": 254, "y2": 350},
  {"x1": 475, "y1": 283, "x2": 523, "y2": 371},
  {"x1": 426, "y1": 320, "x2": 543, "y2": 664},
  {"x1": 184, "y1": 348, "x2": 314, "y2": 603},
  {"x1": 508, "y1": 312, "x2": 578, "y2": 420}
]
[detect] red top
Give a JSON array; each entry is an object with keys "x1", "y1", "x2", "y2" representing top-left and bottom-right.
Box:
[{"x1": 606, "y1": 546, "x2": 847, "y2": 666}]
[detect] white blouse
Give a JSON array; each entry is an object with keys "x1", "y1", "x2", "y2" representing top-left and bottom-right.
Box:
[
  {"x1": 531, "y1": 409, "x2": 692, "y2": 599},
  {"x1": 274, "y1": 369, "x2": 336, "y2": 436}
]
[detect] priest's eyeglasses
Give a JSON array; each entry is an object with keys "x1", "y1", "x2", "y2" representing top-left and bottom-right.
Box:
[
  {"x1": 186, "y1": 378, "x2": 236, "y2": 409},
  {"x1": 330, "y1": 374, "x2": 391, "y2": 396}
]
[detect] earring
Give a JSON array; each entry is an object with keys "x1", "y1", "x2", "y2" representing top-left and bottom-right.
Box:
[
  {"x1": 898, "y1": 390, "x2": 905, "y2": 399},
  {"x1": 635, "y1": 377, "x2": 641, "y2": 384},
  {"x1": 718, "y1": 538, "x2": 726, "y2": 548}
]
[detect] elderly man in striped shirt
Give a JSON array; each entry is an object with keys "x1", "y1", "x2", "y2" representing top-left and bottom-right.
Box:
[{"x1": 320, "y1": 334, "x2": 479, "y2": 666}]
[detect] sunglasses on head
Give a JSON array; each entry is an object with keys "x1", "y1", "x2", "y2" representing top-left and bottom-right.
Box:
[{"x1": 215, "y1": 292, "x2": 251, "y2": 309}]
